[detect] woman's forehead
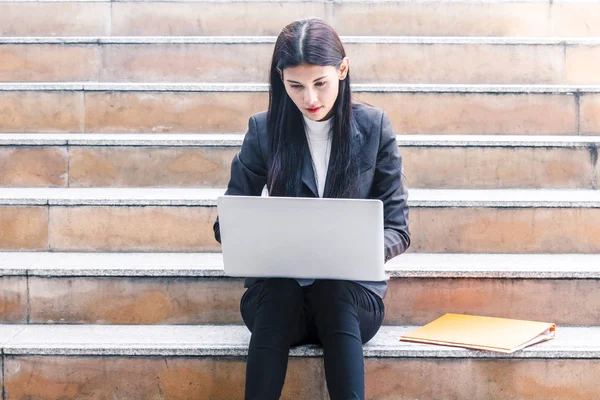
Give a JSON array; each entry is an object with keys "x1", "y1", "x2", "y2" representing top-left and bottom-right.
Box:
[{"x1": 283, "y1": 64, "x2": 336, "y2": 81}]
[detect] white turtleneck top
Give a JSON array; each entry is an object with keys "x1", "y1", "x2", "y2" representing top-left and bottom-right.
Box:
[
  {"x1": 302, "y1": 114, "x2": 333, "y2": 198},
  {"x1": 297, "y1": 114, "x2": 333, "y2": 287}
]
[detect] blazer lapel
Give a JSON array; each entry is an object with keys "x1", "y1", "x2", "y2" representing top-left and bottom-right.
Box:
[
  {"x1": 322, "y1": 114, "x2": 362, "y2": 198},
  {"x1": 301, "y1": 146, "x2": 319, "y2": 197},
  {"x1": 323, "y1": 145, "x2": 334, "y2": 198}
]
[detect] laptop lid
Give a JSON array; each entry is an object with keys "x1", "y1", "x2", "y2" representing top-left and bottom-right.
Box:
[{"x1": 217, "y1": 195, "x2": 386, "y2": 281}]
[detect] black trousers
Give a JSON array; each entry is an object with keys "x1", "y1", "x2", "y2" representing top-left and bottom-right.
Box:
[{"x1": 240, "y1": 278, "x2": 385, "y2": 400}]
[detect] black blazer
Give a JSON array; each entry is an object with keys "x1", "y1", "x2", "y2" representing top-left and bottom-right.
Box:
[{"x1": 213, "y1": 102, "x2": 411, "y2": 294}]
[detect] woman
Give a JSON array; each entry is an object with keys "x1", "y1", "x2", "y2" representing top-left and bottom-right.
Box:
[{"x1": 213, "y1": 17, "x2": 410, "y2": 400}]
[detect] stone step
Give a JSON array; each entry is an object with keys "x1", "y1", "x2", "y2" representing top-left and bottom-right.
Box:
[
  {"x1": 1, "y1": 134, "x2": 600, "y2": 189},
  {"x1": 1, "y1": 188, "x2": 600, "y2": 254},
  {"x1": 0, "y1": 324, "x2": 598, "y2": 399},
  {"x1": 1, "y1": 0, "x2": 599, "y2": 38},
  {"x1": 1, "y1": 83, "x2": 600, "y2": 135},
  {"x1": 2, "y1": 37, "x2": 600, "y2": 84},
  {"x1": 1, "y1": 252, "x2": 599, "y2": 325}
]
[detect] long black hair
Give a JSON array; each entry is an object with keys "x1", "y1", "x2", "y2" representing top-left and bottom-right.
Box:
[{"x1": 267, "y1": 18, "x2": 362, "y2": 198}]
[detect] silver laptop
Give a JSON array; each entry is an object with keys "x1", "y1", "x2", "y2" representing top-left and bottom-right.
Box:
[{"x1": 217, "y1": 195, "x2": 386, "y2": 281}]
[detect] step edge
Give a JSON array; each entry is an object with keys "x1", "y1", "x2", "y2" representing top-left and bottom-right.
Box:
[
  {"x1": 2, "y1": 82, "x2": 600, "y2": 93},
  {"x1": 2, "y1": 133, "x2": 600, "y2": 148},
  {"x1": 1, "y1": 324, "x2": 597, "y2": 359},
  {"x1": 2, "y1": 36, "x2": 600, "y2": 45},
  {"x1": 2, "y1": 188, "x2": 600, "y2": 207},
  {"x1": 2, "y1": 253, "x2": 600, "y2": 278},
  {"x1": 3, "y1": 269, "x2": 598, "y2": 279}
]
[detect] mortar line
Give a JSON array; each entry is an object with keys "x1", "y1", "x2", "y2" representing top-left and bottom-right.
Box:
[
  {"x1": 67, "y1": 144, "x2": 71, "y2": 188},
  {"x1": 96, "y1": 47, "x2": 103, "y2": 89},
  {"x1": 2, "y1": 351, "x2": 5, "y2": 400},
  {"x1": 26, "y1": 273, "x2": 30, "y2": 324},
  {"x1": 47, "y1": 204, "x2": 51, "y2": 252},
  {"x1": 590, "y1": 144, "x2": 598, "y2": 190},
  {"x1": 576, "y1": 93, "x2": 581, "y2": 135},
  {"x1": 82, "y1": 89, "x2": 87, "y2": 134}
]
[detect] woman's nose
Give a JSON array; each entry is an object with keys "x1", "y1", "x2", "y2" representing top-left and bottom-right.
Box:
[{"x1": 304, "y1": 88, "x2": 318, "y2": 106}]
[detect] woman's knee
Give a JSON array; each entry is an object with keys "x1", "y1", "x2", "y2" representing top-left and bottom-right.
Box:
[
  {"x1": 240, "y1": 278, "x2": 303, "y2": 328},
  {"x1": 246, "y1": 278, "x2": 303, "y2": 308},
  {"x1": 263, "y1": 277, "x2": 302, "y2": 293},
  {"x1": 309, "y1": 280, "x2": 356, "y2": 306},
  {"x1": 308, "y1": 281, "x2": 384, "y2": 343},
  {"x1": 258, "y1": 278, "x2": 303, "y2": 305}
]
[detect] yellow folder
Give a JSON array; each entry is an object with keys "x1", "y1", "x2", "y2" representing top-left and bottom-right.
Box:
[{"x1": 400, "y1": 313, "x2": 556, "y2": 353}]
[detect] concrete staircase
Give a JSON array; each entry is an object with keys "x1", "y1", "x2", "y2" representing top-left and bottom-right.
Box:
[{"x1": 1, "y1": 0, "x2": 600, "y2": 399}]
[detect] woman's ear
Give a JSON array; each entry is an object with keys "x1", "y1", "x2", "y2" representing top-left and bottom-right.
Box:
[
  {"x1": 339, "y1": 57, "x2": 349, "y2": 80},
  {"x1": 277, "y1": 68, "x2": 283, "y2": 81}
]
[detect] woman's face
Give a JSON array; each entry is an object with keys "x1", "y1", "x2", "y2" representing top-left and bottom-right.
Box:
[{"x1": 279, "y1": 58, "x2": 349, "y2": 122}]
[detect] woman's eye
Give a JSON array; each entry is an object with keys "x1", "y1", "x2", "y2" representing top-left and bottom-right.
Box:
[{"x1": 290, "y1": 82, "x2": 325, "y2": 89}]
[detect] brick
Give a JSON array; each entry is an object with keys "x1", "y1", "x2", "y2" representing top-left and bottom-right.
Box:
[
  {"x1": 111, "y1": 2, "x2": 327, "y2": 36},
  {"x1": 384, "y1": 278, "x2": 600, "y2": 326},
  {"x1": 0, "y1": 45, "x2": 99, "y2": 82},
  {"x1": 551, "y1": 3, "x2": 600, "y2": 37},
  {"x1": 366, "y1": 359, "x2": 600, "y2": 399},
  {"x1": 29, "y1": 277, "x2": 245, "y2": 324},
  {"x1": 356, "y1": 93, "x2": 577, "y2": 135},
  {"x1": 402, "y1": 146, "x2": 595, "y2": 189},
  {"x1": 69, "y1": 146, "x2": 236, "y2": 188},
  {"x1": 3, "y1": 356, "x2": 326, "y2": 400},
  {"x1": 333, "y1": 2, "x2": 549, "y2": 36},
  {"x1": 48, "y1": 206, "x2": 219, "y2": 252},
  {"x1": 0, "y1": 147, "x2": 68, "y2": 187},
  {"x1": 579, "y1": 94, "x2": 600, "y2": 135},
  {"x1": 409, "y1": 207, "x2": 600, "y2": 253},
  {"x1": 84, "y1": 92, "x2": 266, "y2": 133},
  {"x1": 0, "y1": 92, "x2": 83, "y2": 133},
  {"x1": 0, "y1": 3, "x2": 109, "y2": 36},
  {"x1": 0, "y1": 277, "x2": 28, "y2": 323},
  {"x1": 347, "y1": 43, "x2": 564, "y2": 84},
  {"x1": 100, "y1": 43, "x2": 271, "y2": 83},
  {"x1": 0, "y1": 207, "x2": 48, "y2": 250},
  {"x1": 565, "y1": 45, "x2": 600, "y2": 85}
]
